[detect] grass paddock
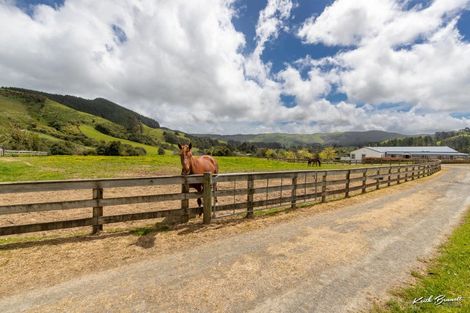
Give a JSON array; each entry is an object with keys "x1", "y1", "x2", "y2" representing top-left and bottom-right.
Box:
[{"x1": 0, "y1": 155, "x2": 365, "y2": 182}]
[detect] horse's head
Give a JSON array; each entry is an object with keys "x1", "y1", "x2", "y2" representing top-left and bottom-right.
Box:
[{"x1": 178, "y1": 143, "x2": 193, "y2": 175}]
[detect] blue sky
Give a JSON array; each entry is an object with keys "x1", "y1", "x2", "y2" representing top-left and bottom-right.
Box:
[
  {"x1": 234, "y1": 0, "x2": 340, "y2": 72},
  {"x1": 2, "y1": 0, "x2": 470, "y2": 134}
]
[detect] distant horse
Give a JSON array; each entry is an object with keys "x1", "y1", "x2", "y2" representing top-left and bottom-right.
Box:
[
  {"x1": 178, "y1": 143, "x2": 218, "y2": 216},
  {"x1": 307, "y1": 157, "x2": 321, "y2": 167}
]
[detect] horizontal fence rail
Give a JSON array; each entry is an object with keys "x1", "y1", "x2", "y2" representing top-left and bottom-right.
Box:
[
  {"x1": 0, "y1": 150, "x2": 48, "y2": 156},
  {"x1": 263, "y1": 156, "x2": 420, "y2": 165},
  {"x1": 0, "y1": 161, "x2": 441, "y2": 236}
]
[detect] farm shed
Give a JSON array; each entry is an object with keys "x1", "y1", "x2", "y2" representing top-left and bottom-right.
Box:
[{"x1": 350, "y1": 146, "x2": 468, "y2": 161}]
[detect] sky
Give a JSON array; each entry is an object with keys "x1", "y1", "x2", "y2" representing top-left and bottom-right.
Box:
[{"x1": 1, "y1": 0, "x2": 470, "y2": 135}]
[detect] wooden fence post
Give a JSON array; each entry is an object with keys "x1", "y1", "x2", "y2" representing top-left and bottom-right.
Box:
[
  {"x1": 376, "y1": 169, "x2": 380, "y2": 190},
  {"x1": 202, "y1": 172, "x2": 212, "y2": 224},
  {"x1": 345, "y1": 170, "x2": 351, "y2": 198},
  {"x1": 412, "y1": 166, "x2": 416, "y2": 180},
  {"x1": 246, "y1": 174, "x2": 254, "y2": 218},
  {"x1": 92, "y1": 187, "x2": 103, "y2": 234},
  {"x1": 181, "y1": 176, "x2": 190, "y2": 222},
  {"x1": 405, "y1": 166, "x2": 409, "y2": 182},
  {"x1": 291, "y1": 174, "x2": 298, "y2": 209},
  {"x1": 387, "y1": 166, "x2": 392, "y2": 186},
  {"x1": 321, "y1": 172, "x2": 328, "y2": 203},
  {"x1": 397, "y1": 167, "x2": 401, "y2": 184},
  {"x1": 362, "y1": 170, "x2": 367, "y2": 193}
]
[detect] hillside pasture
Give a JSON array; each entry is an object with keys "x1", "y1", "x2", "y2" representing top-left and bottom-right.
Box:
[{"x1": 79, "y1": 125, "x2": 160, "y2": 154}]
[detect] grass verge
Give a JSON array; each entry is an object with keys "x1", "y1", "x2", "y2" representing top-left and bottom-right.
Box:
[{"x1": 371, "y1": 210, "x2": 470, "y2": 313}]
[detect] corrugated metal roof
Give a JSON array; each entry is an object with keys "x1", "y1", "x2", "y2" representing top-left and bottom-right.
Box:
[{"x1": 366, "y1": 146, "x2": 466, "y2": 155}]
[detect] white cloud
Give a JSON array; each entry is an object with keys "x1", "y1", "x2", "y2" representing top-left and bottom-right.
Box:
[
  {"x1": 0, "y1": 0, "x2": 469, "y2": 135},
  {"x1": 277, "y1": 66, "x2": 331, "y2": 105},
  {"x1": 298, "y1": 0, "x2": 470, "y2": 123},
  {"x1": 244, "y1": 0, "x2": 293, "y2": 83},
  {"x1": 0, "y1": 0, "x2": 266, "y2": 131},
  {"x1": 298, "y1": 0, "x2": 398, "y2": 46},
  {"x1": 337, "y1": 18, "x2": 470, "y2": 111}
]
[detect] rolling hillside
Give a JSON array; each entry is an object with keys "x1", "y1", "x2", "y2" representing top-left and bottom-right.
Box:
[
  {"x1": 7, "y1": 87, "x2": 160, "y2": 129},
  {"x1": 0, "y1": 88, "x2": 190, "y2": 155},
  {"x1": 196, "y1": 130, "x2": 406, "y2": 147}
]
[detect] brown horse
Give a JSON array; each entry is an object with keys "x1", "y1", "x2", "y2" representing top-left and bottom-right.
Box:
[
  {"x1": 307, "y1": 157, "x2": 321, "y2": 167},
  {"x1": 178, "y1": 143, "x2": 218, "y2": 216}
]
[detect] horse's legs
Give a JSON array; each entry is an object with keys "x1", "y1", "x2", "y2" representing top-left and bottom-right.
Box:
[
  {"x1": 195, "y1": 185, "x2": 203, "y2": 216},
  {"x1": 197, "y1": 197, "x2": 202, "y2": 215}
]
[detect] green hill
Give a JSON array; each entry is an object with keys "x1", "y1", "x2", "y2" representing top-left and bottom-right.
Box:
[
  {"x1": 7, "y1": 87, "x2": 160, "y2": 129},
  {"x1": 196, "y1": 130, "x2": 406, "y2": 147},
  {"x1": 0, "y1": 88, "x2": 191, "y2": 155}
]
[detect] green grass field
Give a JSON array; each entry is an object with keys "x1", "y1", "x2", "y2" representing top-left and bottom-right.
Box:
[
  {"x1": 0, "y1": 155, "x2": 363, "y2": 182},
  {"x1": 372, "y1": 211, "x2": 470, "y2": 313}
]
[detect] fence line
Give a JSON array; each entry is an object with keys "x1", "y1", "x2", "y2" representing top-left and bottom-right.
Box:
[
  {"x1": 263, "y1": 157, "x2": 415, "y2": 165},
  {"x1": 0, "y1": 161, "x2": 441, "y2": 236},
  {"x1": 0, "y1": 149, "x2": 48, "y2": 156}
]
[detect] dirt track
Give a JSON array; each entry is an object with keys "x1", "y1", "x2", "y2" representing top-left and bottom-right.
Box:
[{"x1": 1, "y1": 165, "x2": 469, "y2": 313}]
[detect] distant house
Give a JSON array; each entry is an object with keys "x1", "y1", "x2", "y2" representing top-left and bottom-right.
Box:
[{"x1": 350, "y1": 146, "x2": 468, "y2": 161}]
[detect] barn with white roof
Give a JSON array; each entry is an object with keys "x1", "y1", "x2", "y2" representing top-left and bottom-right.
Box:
[{"x1": 350, "y1": 146, "x2": 468, "y2": 161}]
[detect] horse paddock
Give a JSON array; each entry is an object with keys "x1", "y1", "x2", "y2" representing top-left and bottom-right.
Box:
[{"x1": 1, "y1": 165, "x2": 465, "y2": 313}]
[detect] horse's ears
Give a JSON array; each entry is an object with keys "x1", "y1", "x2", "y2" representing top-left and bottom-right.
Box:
[
  {"x1": 188, "y1": 142, "x2": 192, "y2": 150},
  {"x1": 178, "y1": 143, "x2": 182, "y2": 149}
]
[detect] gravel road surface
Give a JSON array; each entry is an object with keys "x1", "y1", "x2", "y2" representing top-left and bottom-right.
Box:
[{"x1": 1, "y1": 165, "x2": 469, "y2": 313}]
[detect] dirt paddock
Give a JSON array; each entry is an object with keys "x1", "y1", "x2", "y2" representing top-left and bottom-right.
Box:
[
  {"x1": 0, "y1": 169, "x2": 384, "y2": 230},
  {"x1": 0, "y1": 169, "x2": 444, "y2": 299}
]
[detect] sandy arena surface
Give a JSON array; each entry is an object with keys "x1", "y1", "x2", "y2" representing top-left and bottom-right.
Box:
[{"x1": 0, "y1": 165, "x2": 469, "y2": 312}]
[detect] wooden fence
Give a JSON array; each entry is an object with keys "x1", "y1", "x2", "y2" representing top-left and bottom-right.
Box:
[
  {"x1": 264, "y1": 157, "x2": 412, "y2": 165},
  {"x1": 0, "y1": 161, "x2": 441, "y2": 236},
  {"x1": 0, "y1": 149, "x2": 48, "y2": 156}
]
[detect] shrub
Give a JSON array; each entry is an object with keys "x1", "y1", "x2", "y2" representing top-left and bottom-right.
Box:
[
  {"x1": 163, "y1": 131, "x2": 179, "y2": 144},
  {"x1": 208, "y1": 145, "x2": 234, "y2": 156},
  {"x1": 158, "y1": 147, "x2": 165, "y2": 155},
  {"x1": 319, "y1": 147, "x2": 337, "y2": 161},
  {"x1": 106, "y1": 141, "x2": 123, "y2": 156},
  {"x1": 264, "y1": 149, "x2": 277, "y2": 159},
  {"x1": 95, "y1": 141, "x2": 147, "y2": 156},
  {"x1": 124, "y1": 145, "x2": 146, "y2": 156},
  {"x1": 127, "y1": 133, "x2": 158, "y2": 146},
  {"x1": 50, "y1": 142, "x2": 76, "y2": 155}
]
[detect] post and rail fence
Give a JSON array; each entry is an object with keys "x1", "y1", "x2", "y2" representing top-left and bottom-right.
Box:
[
  {"x1": 0, "y1": 149, "x2": 48, "y2": 157},
  {"x1": 0, "y1": 161, "x2": 441, "y2": 237}
]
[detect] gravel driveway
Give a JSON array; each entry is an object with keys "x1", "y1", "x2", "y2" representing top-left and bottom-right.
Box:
[{"x1": 1, "y1": 165, "x2": 469, "y2": 313}]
